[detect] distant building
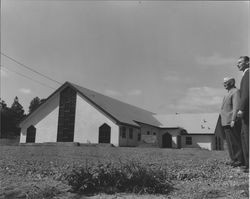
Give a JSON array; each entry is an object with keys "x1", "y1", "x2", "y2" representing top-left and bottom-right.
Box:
[
  {"x1": 155, "y1": 113, "x2": 224, "y2": 150},
  {"x1": 19, "y1": 82, "x2": 223, "y2": 150}
]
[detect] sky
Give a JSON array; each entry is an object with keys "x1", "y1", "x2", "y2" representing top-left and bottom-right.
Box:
[{"x1": 0, "y1": 1, "x2": 249, "y2": 114}]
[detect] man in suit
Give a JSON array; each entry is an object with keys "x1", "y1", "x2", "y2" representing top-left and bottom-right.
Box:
[
  {"x1": 236, "y1": 56, "x2": 249, "y2": 172},
  {"x1": 220, "y1": 77, "x2": 243, "y2": 167}
]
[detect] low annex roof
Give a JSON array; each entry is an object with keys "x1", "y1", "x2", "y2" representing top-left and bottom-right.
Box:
[{"x1": 154, "y1": 113, "x2": 220, "y2": 134}]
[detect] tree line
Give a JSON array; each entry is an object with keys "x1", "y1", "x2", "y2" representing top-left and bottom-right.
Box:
[{"x1": 0, "y1": 96, "x2": 45, "y2": 138}]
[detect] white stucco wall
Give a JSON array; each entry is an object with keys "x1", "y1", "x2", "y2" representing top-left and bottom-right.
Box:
[
  {"x1": 181, "y1": 135, "x2": 214, "y2": 150},
  {"x1": 74, "y1": 94, "x2": 119, "y2": 146},
  {"x1": 20, "y1": 93, "x2": 60, "y2": 143}
]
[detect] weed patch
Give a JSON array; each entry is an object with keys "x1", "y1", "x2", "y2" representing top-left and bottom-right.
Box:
[{"x1": 66, "y1": 160, "x2": 173, "y2": 194}]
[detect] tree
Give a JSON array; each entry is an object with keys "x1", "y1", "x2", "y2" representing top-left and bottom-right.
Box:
[
  {"x1": 28, "y1": 97, "x2": 41, "y2": 113},
  {"x1": 0, "y1": 98, "x2": 7, "y2": 109},
  {"x1": 1, "y1": 97, "x2": 24, "y2": 138},
  {"x1": 0, "y1": 99, "x2": 7, "y2": 138},
  {"x1": 1, "y1": 106, "x2": 17, "y2": 138},
  {"x1": 11, "y1": 96, "x2": 25, "y2": 121}
]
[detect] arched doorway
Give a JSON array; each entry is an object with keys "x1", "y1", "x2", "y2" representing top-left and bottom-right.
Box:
[
  {"x1": 26, "y1": 125, "x2": 36, "y2": 143},
  {"x1": 162, "y1": 132, "x2": 172, "y2": 148},
  {"x1": 99, "y1": 123, "x2": 111, "y2": 143}
]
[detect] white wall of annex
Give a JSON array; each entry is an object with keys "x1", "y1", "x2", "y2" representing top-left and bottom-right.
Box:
[
  {"x1": 74, "y1": 94, "x2": 119, "y2": 146},
  {"x1": 20, "y1": 93, "x2": 60, "y2": 143},
  {"x1": 182, "y1": 135, "x2": 213, "y2": 150}
]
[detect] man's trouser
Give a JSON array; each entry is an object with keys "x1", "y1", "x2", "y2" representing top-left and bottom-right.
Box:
[
  {"x1": 223, "y1": 121, "x2": 243, "y2": 164},
  {"x1": 241, "y1": 119, "x2": 249, "y2": 168}
]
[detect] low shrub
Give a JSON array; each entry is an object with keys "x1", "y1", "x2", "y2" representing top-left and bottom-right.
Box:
[{"x1": 66, "y1": 160, "x2": 173, "y2": 194}]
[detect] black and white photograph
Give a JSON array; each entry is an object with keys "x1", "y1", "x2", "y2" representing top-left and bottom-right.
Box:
[{"x1": 0, "y1": 0, "x2": 249, "y2": 198}]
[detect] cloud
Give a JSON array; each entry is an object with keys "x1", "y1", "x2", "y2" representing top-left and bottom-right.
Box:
[
  {"x1": 19, "y1": 88, "x2": 31, "y2": 94},
  {"x1": 163, "y1": 71, "x2": 180, "y2": 82},
  {"x1": 163, "y1": 75, "x2": 192, "y2": 83},
  {"x1": 167, "y1": 86, "x2": 224, "y2": 113},
  {"x1": 104, "y1": 89, "x2": 123, "y2": 97},
  {"x1": 195, "y1": 53, "x2": 235, "y2": 66},
  {"x1": 163, "y1": 75, "x2": 180, "y2": 82},
  {"x1": 163, "y1": 71, "x2": 192, "y2": 83},
  {"x1": 127, "y1": 89, "x2": 142, "y2": 96}
]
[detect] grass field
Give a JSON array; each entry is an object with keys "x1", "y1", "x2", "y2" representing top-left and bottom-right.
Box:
[{"x1": 0, "y1": 145, "x2": 249, "y2": 199}]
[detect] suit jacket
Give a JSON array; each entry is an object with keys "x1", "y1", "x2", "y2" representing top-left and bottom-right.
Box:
[
  {"x1": 239, "y1": 69, "x2": 249, "y2": 123},
  {"x1": 220, "y1": 87, "x2": 240, "y2": 126}
]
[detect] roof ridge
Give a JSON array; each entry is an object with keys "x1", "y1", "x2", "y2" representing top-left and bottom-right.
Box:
[{"x1": 68, "y1": 81, "x2": 156, "y2": 115}]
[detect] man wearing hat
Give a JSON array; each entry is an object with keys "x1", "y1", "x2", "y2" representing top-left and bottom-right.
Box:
[
  {"x1": 220, "y1": 77, "x2": 243, "y2": 167},
  {"x1": 236, "y1": 56, "x2": 249, "y2": 172}
]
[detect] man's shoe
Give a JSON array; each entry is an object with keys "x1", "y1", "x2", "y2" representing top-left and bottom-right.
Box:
[
  {"x1": 231, "y1": 161, "x2": 243, "y2": 167},
  {"x1": 240, "y1": 166, "x2": 249, "y2": 173},
  {"x1": 226, "y1": 161, "x2": 234, "y2": 165},
  {"x1": 243, "y1": 168, "x2": 249, "y2": 173}
]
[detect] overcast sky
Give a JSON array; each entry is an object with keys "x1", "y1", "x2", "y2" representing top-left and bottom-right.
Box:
[{"x1": 1, "y1": 1, "x2": 249, "y2": 114}]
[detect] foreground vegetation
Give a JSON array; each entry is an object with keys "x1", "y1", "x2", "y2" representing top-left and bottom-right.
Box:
[
  {"x1": 0, "y1": 145, "x2": 248, "y2": 199},
  {"x1": 67, "y1": 161, "x2": 173, "y2": 194}
]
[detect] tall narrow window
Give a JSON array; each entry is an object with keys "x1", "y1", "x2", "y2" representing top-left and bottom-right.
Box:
[
  {"x1": 129, "y1": 128, "x2": 133, "y2": 139},
  {"x1": 121, "y1": 127, "x2": 126, "y2": 138},
  {"x1": 57, "y1": 87, "x2": 76, "y2": 142},
  {"x1": 137, "y1": 133, "x2": 141, "y2": 141}
]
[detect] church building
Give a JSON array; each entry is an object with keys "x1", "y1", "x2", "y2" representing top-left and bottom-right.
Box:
[{"x1": 19, "y1": 82, "x2": 223, "y2": 150}]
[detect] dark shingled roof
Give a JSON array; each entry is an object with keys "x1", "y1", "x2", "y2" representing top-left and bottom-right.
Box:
[{"x1": 70, "y1": 82, "x2": 162, "y2": 127}]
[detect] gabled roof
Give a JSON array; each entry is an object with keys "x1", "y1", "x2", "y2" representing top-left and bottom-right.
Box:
[
  {"x1": 154, "y1": 113, "x2": 219, "y2": 134},
  {"x1": 70, "y1": 82, "x2": 161, "y2": 127},
  {"x1": 20, "y1": 81, "x2": 162, "y2": 127},
  {"x1": 20, "y1": 81, "x2": 220, "y2": 132}
]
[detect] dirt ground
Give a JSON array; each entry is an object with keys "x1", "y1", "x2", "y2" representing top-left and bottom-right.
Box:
[{"x1": 0, "y1": 145, "x2": 248, "y2": 199}]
